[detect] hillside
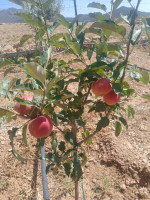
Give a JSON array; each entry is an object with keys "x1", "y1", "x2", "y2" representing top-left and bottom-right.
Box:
[
  {"x1": 0, "y1": 8, "x2": 23, "y2": 23},
  {"x1": 0, "y1": 6, "x2": 150, "y2": 23}
]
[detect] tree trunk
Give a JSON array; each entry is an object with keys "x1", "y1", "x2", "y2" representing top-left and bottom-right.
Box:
[{"x1": 75, "y1": 181, "x2": 79, "y2": 200}]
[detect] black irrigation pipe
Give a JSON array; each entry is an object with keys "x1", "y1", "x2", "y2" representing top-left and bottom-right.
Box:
[
  {"x1": 41, "y1": 145, "x2": 50, "y2": 200},
  {"x1": 1, "y1": 43, "x2": 149, "y2": 72}
]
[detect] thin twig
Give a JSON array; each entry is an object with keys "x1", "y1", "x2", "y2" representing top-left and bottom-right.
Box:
[
  {"x1": 77, "y1": 130, "x2": 97, "y2": 146},
  {"x1": 121, "y1": 0, "x2": 141, "y2": 83},
  {"x1": 127, "y1": 0, "x2": 135, "y2": 9},
  {"x1": 38, "y1": 0, "x2": 50, "y2": 43},
  {"x1": 53, "y1": 124, "x2": 66, "y2": 134},
  {"x1": 126, "y1": 0, "x2": 141, "y2": 62},
  {"x1": 83, "y1": 84, "x2": 92, "y2": 104}
]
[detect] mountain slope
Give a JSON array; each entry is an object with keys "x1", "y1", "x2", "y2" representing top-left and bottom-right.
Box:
[
  {"x1": 0, "y1": 6, "x2": 150, "y2": 23},
  {"x1": 0, "y1": 8, "x2": 23, "y2": 23}
]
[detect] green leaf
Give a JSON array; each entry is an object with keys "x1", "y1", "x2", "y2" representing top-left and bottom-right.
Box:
[
  {"x1": 9, "y1": 0, "x2": 23, "y2": 6},
  {"x1": 84, "y1": 130, "x2": 92, "y2": 145},
  {"x1": 65, "y1": 131, "x2": 75, "y2": 145},
  {"x1": 141, "y1": 94, "x2": 150, "y2": 101},
  {"x1": 128, "y1": 105, "x2": 135, "y2": 118},
  {"x1": 119, "y1": 117, "x2": 128, "y2": 129},
  {"x1": 69, "y1": 42, "x2": 81, "y2": 56},
  {"x1": 89, "y1": 12, "x2": 105, "y2": 21},
  {"x1": 53, "y1": 113, "x2": 59, "y2": 126},
  {"x1": 20, "y1": 34, "x2": 33, "y2": 46},
  {"x1": 46, "y1": 163, "x2": 55, "y2": 174},
  {"x1": 50, "y1": 33, "x2": 63, "y2": 41},
  {"x1": 8, "y1": 128, "x2": 26, "y2": 162},
  {"x1": 0, "y1": 108, "x2": 16, "y2": 122},
  {"x1": 75, "y1": 21, "x2": 88, "y2": 36},
  {"x1": 121, "y1": 10, "x2": 135, "y2": 26},
  {"x1": 56, "y1": 14, "x2": 69, "y2": 28},
  {"x1": 79, "y1": 151, "x2": 87, "y2": 166},
  {"x1": 14, "y1": 97, "x2": 33, "y2": 106},
  {"x1": 49, "y1": 41, "x2": 67, "y2": 49},
  {"x1": 4, "y1": 66, "x2": 15, "y2": 77},
  {"x1": 130, "y1": 70, "x2": 142, "y2": 81},
  {"x1": 12, "y1": 149, "x2": 26, "y2": 162},
  {"x1": 142, "y1": 18, "x2": 150, "y2": 45},
  {"x1": 85, "y1": 27, "x2": 102, "y2": 36},
  {"x1": 58, "y1": 141, "x2": 65, "y2": 152},
  {"x1": 87, "y1": 46, "x2": 95, "y2": 60},
  {"x1": 14, "y1": 83, "x2": 43, "y2": 95},
  {"x1": 112, "y1": 83, "x2": 122, "y2": 93},
  {"x1": 71, "y1": 154, "x2": 82, "y2": 181},
  {"x1": 0, "y1": 58, "x2": 13, "y2": 69},
  {"x1": 88, "y1": 2, "x2": 107, "y2": 12},
  {"x1": 24, "y1": 62, "x2": 46, "y2": 85},
  {"x1": 95, "y1": 101, "x2": 106, "y2": 112},
  {"x1": 113, "y1": 61, "x2": 127, "y2": 80},
  {"x1": 22, "y1": 124, "x2": 27, "y2": 145},
  {"x1": 112, "y1": 0, "x2": 123, "y2": 11},
  {"x1": 46, "y1": 76, "x2": 64, "y2": 94},
  {"x1": 47, "y1": 22, "x2": 59, "y2": 35},
  {"x1": 64, "y1": 162, "x2": 71, "y2": 176},
  {"x1": 41, "y1": 46, "x2": 52, "y2": 67},
  {"x1": 15, "y1": 13, "x2": 44, "y2": 27},
  {"x1": 91, "y1": 21, "x2": 126, "y2": 37},
  {"x1": 69, "y1": 14, "x2": 83, "y2": 31},
  {"x1": 131, "y1": 29, "x2": 142, "y2": 45},
  {"x1": 115, "y1": 121, "x2": 122, "y2": 136},
  {"x1": 51, "y1": 138, "x2": 57, "y2": 153},
  {"x1": 138, "y1": 70, "x2": 149, "y2": 85},
  {"x1": 96, "y1": 116, "x2": 109, "y2": 132}
]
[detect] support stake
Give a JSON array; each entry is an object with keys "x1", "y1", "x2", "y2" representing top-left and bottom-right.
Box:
[
  {"x1": 41, "y1": 145, "x2": 50, "y2": 200},
  {"x1": 73, "y1": 0, "x2": 78, "y2": 26}
]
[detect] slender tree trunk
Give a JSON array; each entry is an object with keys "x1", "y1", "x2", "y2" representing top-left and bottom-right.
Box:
[{"x1": 75, "y1": 181, "x2": 79, "y2": 200}]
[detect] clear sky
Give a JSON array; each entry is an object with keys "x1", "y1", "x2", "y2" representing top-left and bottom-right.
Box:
[{"x1": 0, "y1": 0, "x2": 150, "y2": 17}]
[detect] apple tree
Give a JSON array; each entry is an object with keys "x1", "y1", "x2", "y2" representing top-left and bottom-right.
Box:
[{"x1": 0, "y1": 0, "x2": 149, "y2": 199}]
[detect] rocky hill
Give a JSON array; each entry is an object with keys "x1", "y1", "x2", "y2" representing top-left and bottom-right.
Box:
[
  {"x1": 0, "y1": 8, "x2": 23, "y2": 23},
  {"x1": 0, "y1": 6, "x2": 150, "y2": 23}
]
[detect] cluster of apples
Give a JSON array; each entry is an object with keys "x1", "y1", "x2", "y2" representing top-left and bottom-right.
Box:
[
  {"x1": 92, "y1": 78, "x2": 120, "y2": 105},
  {"x1": 14, "y1": 96, "x2": 53, "y2": 138}
]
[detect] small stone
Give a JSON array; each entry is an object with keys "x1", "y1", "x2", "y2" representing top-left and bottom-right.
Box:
[
  {"x1": 8, "y1": 149, "x2": 12, "y2": 152},
  {"x1": 120, "y1": 183, "x2": 126, "y2": 190},
  {"x1": 138, "y1": 187, "x2": 149, "y2": 198},
  {"x1": 139, "y1": 125, "x2": 148, "y2": 132},
  {"x1": 16, "y1": 131, "x2": 22, "y2": 136},
  {"x1": 85, "y1": 162, "x2": 90, "y2": 168},
  {"x1": 92, "y1": 179, "x2": 97, "y2": 183},
  {"x1": 1, "y1": 141, "x2": 4, "y2": 145}
]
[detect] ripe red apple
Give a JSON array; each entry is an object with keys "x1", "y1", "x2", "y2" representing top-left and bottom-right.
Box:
[
  {"x1": 92, "y1": 78, "x2": 112, "y2": 96},
  {"x1": 28, "y1": 115, "x2": 53, "y2": 138},
  {"x1": 103, "y1": 90, "x2": 120, "y2": 105},
  {"x1": 14, "y1": 95, "x2": 33, "y2": 115}
]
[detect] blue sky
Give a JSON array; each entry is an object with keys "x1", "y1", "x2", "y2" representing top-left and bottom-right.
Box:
[{"x1": 0, "y1": 0, "x2": 150, "y2": 17}]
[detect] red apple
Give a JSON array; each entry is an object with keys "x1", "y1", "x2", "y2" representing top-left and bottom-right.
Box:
[
  {"x1": 28, "y1": 115, "x2": 53, "y2": 138},
  {"x1": 92, "y1": 78, "x2": 112, "y2": 96},
  {"x1": 103, "y1": 90, "x2": 120, "y2": 105},
  {"x1": 14, "y1": 95, "x2": 33, "y2": 115}
]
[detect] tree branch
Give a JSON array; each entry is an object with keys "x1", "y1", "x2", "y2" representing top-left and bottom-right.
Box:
[
  {"x1": 77, "y1": 130, "x2": 97, "y2": 146},
  {"x1": 120, "y1": 0, "x2": 141, "y2": 83}
]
